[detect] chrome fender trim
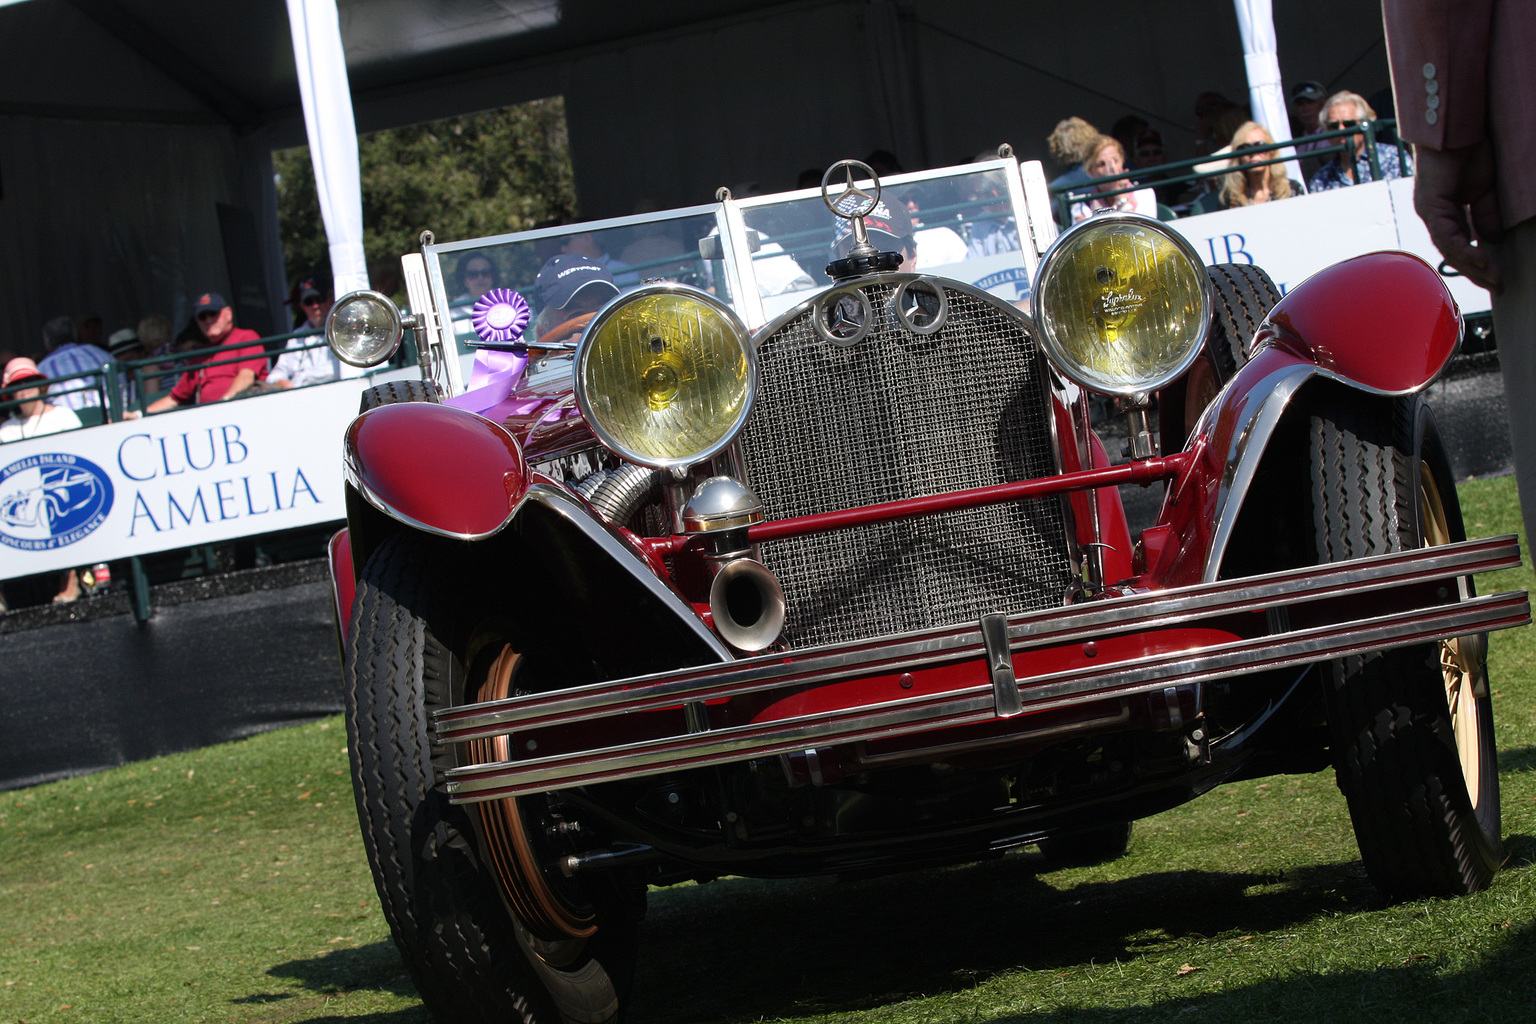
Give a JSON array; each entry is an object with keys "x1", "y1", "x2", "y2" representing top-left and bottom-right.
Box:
[
  {"x1": 1196, "y1": 348, "x2": 1444, "y2": 585},
  {"x1": 1198, "y1": 358, "x2": 1316, "y2": 583}
]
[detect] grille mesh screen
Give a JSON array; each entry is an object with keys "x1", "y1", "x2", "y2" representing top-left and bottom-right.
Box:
[{"x1": 737, "y1": 283, "x2": 1076, "y2": 648}]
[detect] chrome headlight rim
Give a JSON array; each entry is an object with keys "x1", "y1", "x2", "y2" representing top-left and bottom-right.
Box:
[
  {"x1": 574, "y1": 282, "x2": 758, "y2": 471},
  {"x1": 1033, "y1": 211, "x2": 1213, "y2": 397},
  {"x1": 325, "y1": 290, "x2": 405, "y2": 368}
]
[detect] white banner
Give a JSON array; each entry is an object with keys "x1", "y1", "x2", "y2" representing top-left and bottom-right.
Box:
[
  {"x1": 1169, "y1": 179, "x2": 1492, "y2": 316},
  {"x1": 0, "y1": 380, "x2": 365, "y2": 580}
]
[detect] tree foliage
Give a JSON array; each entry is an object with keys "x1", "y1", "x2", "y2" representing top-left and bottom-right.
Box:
[{"x1": 274, "y1": 96, "x2": 578, "y2": 294}]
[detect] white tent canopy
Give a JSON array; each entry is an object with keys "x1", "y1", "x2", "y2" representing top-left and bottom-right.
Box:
[{"x1": 0, "y1": 0, "x2": 1392, "y2": 350}]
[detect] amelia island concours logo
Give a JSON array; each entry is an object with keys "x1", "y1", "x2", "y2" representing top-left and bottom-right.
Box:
[{"x1": 0, "y1": 452, "x2": 115, "y2": 552}]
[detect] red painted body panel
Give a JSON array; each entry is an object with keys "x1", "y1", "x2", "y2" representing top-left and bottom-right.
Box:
[
  {"x1": 328, "y1": 528, "x2": 356, "y2": 642},
  {"x1": 1255, "y1": 251, "x2": 1460, "y2": 394},
  {"x1": 345, "y1": 403, "x2": 530, "y2": 539}
]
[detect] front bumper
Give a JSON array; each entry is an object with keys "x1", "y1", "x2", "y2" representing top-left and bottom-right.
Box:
[{"x1": 434, "y1": 536, "x2": 1528, "y2": 803}]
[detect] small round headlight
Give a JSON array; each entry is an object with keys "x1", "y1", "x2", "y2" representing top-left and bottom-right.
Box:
[
  {"x1": 1033, "y1": 213, "x2": 1211, "y2": 395},
  {"x1": 575, "y1": 286, "x2": 756, "y2": 469},
  {"x1": 326, "y1": 291, "x2": 404, "y2": 368}
]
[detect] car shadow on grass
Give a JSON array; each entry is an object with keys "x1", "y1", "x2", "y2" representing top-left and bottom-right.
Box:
[
  {"x1": 627, "y1": 850, "x2": 1382, "y2": 1022},
  {"x1": 255, "y1": 940, "x2": 430, "y2": 1022},
  {"x1": 1497, "y1": 743, "x2": 1536, "y2": 774},
  {"x1": 970, "y1": 915, "x2": 1536, "y2": 1024}
]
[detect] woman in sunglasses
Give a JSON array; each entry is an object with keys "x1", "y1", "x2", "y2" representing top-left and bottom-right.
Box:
[
  {"x1": 452, "y1": 252, "x2": 498, "y2": 307},
  {"x1": 1307, "y1": 91, "x2": 1412, "y2": 192},
  {"x1": 1192, "y1": 121, "x2": 1304, "y2": 214}
]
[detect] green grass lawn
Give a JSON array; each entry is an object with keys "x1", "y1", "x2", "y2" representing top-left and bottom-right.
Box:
[{"x1": 3, "y1": 475, "x2": 1534, "y2": 1024}]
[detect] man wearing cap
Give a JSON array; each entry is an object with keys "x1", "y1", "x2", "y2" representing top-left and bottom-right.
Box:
[
  {"x1": 145, "y1": 292, "x2": 268, "y2": 411},
  {"x1": 1290, "y1": 82, "x2": 1329, "y2": 146},
  {"x1": 259, "y1": 276, "x2": 341, "y2": 393},
  {"x1": 36, "y1": 315, "x2": 112, "y2": 412},
  {"x1": 1, "y1": 357, "x2": 82, "y2": 442},
  {"x1": 531, "y1": 255, "x2": 620, "y2": 346}
]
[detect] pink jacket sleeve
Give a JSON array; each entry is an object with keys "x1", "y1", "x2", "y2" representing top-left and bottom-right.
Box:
[{"x1": 1382, "y1": 0, "x2": 1491, "y2": 151}]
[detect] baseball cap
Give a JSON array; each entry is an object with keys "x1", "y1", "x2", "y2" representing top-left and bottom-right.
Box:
[
  {"x1": 193, "y1": 291, "x2": 229, "y2": 315},
  {"x1": 3, "y1": 357, "x2": 46, "y2": 389},
  {"x1": 536, "y1": 255, "x2": 618, "y2": 310},
  {"x1": 831, "y1": 198, "x2": 915, "y2": 258},
  {"x1": 296, "y1": 275, "x2": 325, "y2": 303},
  {"x1": 1135, "y1": 129, "x2": 1164, "y2": 149},
  {"x1": 1292, "y1": 80, "x2": 1326, "y2": 102},
  {"x1": 108, "y1": 328, "x2": 140, "y2": 355}
]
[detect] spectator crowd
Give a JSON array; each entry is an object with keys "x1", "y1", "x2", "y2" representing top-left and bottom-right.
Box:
[
  {"x1": 1041, "y1": 79, "x2": 1410, "y2": 224},
  {"x1": 1, "y1": 276, "x2": 344, "y2": 442}
]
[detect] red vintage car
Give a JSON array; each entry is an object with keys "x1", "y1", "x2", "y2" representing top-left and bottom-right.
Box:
[{"x1": 322, "y1": 157, "x2": 1527, "y2": 1024}]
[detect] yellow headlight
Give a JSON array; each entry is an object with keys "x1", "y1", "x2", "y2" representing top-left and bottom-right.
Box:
[
  {"x1": 1034, "y1": 214, "x2": 1211, "y2": 395},
  {"x1": 575, "y1": 286, "x2": 756, "y2": 469}
]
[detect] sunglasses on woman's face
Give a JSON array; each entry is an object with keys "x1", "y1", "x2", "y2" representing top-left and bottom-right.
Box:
[{"x1": 1326, "y1": 119, "x2": 1361, "y2": 130}]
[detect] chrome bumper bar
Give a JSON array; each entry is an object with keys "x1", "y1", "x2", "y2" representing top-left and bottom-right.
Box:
[{"x1": 435, "y1": 536, "x2": 1528, "y2": 803}]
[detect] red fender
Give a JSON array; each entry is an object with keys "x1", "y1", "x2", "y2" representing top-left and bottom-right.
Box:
[
  {"x1": 1145, "y1": 250, "x2": 1462, "y2": 588},
  {"x1": 344, "y1": 403, "x2": 530, "y2": 540},
  {"x1": 1254, "y1": 250, "x2": 1461, "y2": 394}
]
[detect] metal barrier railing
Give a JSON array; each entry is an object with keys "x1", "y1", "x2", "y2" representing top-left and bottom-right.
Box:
[
  {"x1": 0, "y1": 326, "x2": 344, "y2": 437},
  {"x1": 1050, "y1": 118, "x2": 1409, "y2": 225}
]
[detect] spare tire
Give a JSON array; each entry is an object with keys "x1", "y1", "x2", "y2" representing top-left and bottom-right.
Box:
[{"x1": 360, "y1": 379, "x2": 442, "y2": 412}]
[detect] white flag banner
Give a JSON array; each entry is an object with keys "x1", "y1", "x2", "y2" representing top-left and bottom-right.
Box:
[
  {"x1": 286, "y1": 0, "x2": 369, "y2": 299},
  {"x1": 1233, "y1": 0, "x2": 1305, "y2": 187}
]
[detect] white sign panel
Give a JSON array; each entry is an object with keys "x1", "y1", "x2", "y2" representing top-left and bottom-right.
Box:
[
  {"x1": 0, "y1": 380, "x2": 365, "y2": 580},
  {"x1": 1170, "y1": 180, "x2": 1492, "y2": 316}
]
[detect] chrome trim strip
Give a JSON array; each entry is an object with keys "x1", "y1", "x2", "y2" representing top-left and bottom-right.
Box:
[
  {"x1": 1201, "y1": 354, "x2": 1463, "y2": 584},
  {"x1": 442, "y1": 590, "x2": 1529, "y2": 801},
  {"x1": 434, "y1": 535, "x2": 1518, "y2": 742},
  {"x1": 1200, "y1": 360, "x2": 1316, "y2": 583}
]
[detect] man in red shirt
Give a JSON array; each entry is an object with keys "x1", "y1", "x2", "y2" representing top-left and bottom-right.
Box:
[{"x1": 145, "y1": 292, "x2": 268, "y2": 411}]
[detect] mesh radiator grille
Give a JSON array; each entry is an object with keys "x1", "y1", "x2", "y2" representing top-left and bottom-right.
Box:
[{"x1": 737, "y1": 282, "x2": 1076, "y2": 648}]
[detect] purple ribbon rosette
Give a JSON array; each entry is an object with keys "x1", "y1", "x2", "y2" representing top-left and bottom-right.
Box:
[
  {"x1": 471, "y1": 288, "x2": 531, "y2": 347},
  {"x1": 458, "y1": 288, "x2": 532, "y2": 403}
]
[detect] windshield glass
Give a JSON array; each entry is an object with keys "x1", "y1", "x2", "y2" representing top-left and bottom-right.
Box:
[
  {"x1": 735, "y1": 163, "x2": 1035, "y2": 321},
  {"x1": 424, "y1": 206, "x2": 730, "y2": 357}
]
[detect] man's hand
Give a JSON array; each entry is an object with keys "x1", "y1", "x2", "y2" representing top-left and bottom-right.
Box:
[{"x1": 1413, "y1": 140, "x2": 1504, "y2": 294}]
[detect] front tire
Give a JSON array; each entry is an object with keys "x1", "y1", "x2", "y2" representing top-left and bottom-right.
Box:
[
  {"x1": 1307, "y1": 400, "x2": 1502, "y2": 899},
  {"x1": 344, "y1": 533, "x2": 635, "y2": 1023}
]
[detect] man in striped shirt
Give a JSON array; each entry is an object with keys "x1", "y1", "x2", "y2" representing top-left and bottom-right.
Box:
[{"x1": 36, "y1": 316, "x2": 111, "y2": 411}]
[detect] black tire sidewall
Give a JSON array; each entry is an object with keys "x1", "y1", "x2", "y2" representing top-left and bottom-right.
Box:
[
  {"x1": 1309, "y1": 397, "x2": 1502, "y2": 899},
  {"x1": 345, "y1": 533, "x2": 632, "y2": 1023}
]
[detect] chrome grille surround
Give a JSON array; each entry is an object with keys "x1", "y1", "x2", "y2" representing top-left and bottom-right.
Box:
[{"x1": 736, "y1": 274, "x2": 1077, "y2": 648}]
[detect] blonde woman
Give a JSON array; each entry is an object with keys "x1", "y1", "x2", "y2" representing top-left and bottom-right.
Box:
[
  {"x1": 1189, "y1": 122, "x2": 1303, "y2": 214},
  {"x1": 1069, "y1": 136, "x2": 1157, "y2": 223}
]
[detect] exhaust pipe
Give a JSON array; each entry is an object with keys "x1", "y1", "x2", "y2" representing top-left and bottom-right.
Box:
[{"x1": 709, "y1": 558, "x2": 786, "y2": 652}]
